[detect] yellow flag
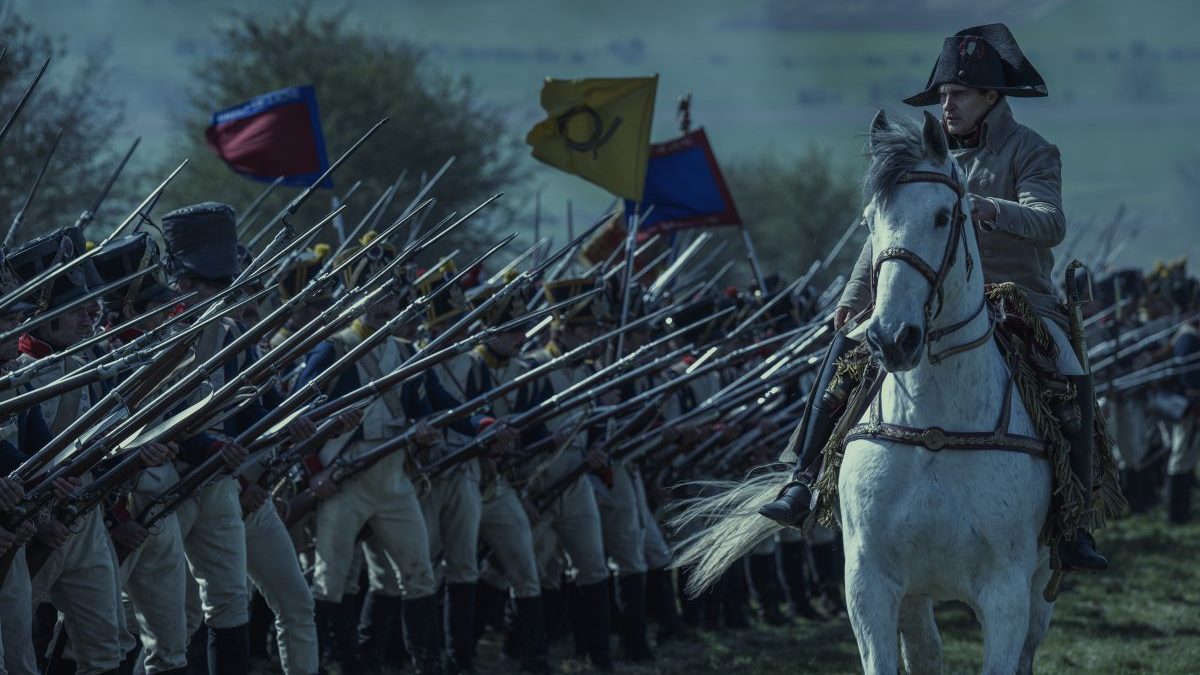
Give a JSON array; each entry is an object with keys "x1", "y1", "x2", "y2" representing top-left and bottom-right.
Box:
[{"x1": 526, "y1": 76, "x2": 658, "y2": 202}]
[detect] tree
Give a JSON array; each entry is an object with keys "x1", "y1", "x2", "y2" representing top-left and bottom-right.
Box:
[
  {"x1": 720, "y1": 149, "x2": 863, "y2": 290},
  {"x1": 164, "y1": 5, "x2": 524, "y2": 253},
  {"x1": 0, "y1": 14, "x2": 137, "y2": 245}
]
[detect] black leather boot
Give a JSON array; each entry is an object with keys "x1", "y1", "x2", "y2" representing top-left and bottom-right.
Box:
[
  {"x1": 779, "y1": 541, "x2": 824, "y2": 621},
  {"x1": 445, "y1": 583, "x2": 477, "y2": 673},
  {"x1": 748, "y1": 553, "x2": 789, "y2": 625},
  {"x1": 206, "y1": 623, "x2": 249, "y2": 675},
  {"x1": 403, "y1": 594, "x2": 444, "y2": 675},
  {"x1": 473, "y1": 580, "x2": 507, "y2": 642},
  {"x1": 1058, "y1": 375, "x2": 1109, "y2": 572},
  {"x1": 357, "y1": 590, "x2": 399, "y2": 673},
  {"x1": 540, "y1": 588, "x2": 564, "y2": 646},
  {"x1": 809, "y1": 540, "x2": 846, "y2": 617},
  {"x1": 759, "y1": 332, "x2": 855, "y2": 527},
  {"x1": 1167, "y1": 472, "x2": 1194, "y2": 525},
  {"x1": 186, "y1": 624, "x2": 209, "y2": 675},
  {"x1": 645, "y1": 567, "x2": 685, "y2": 641},
  {"x1": 513, "y1": 595, "x2": 550, "y2": 674},
  {"x1": 576, "y1": 581, "x2": 613, "y2": 671},
  {"x1": 615, "y1": 574, "x2": 654, "y2": 661}
]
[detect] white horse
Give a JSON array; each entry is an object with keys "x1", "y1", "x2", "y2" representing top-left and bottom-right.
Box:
[{"x1": 674, "y1": 110, "x2": 1054, "y2": 674}]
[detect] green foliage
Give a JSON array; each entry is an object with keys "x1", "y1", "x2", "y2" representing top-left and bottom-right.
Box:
[
  {"x1": 722, "y1": 148, "x2": 864, "y2": 289},
  {"x1": 165, "y1": 4, "x2": 524, "y2": 253},
  {"x1": 0, "y1": 14, "x2": 137, "y2": 244}
]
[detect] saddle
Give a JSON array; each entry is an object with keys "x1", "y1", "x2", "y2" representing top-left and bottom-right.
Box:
[{"x1": 810, "y1": 283, "x2": 1124, "y2": 561}]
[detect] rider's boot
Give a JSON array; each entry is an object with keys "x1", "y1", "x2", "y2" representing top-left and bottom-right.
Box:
[
  {"x1": 758, "y1": 331, "x2": 856, "y2": 527},
  {"x1": 1058, "y1": 374, "x2": 1109, "y2": 572}
]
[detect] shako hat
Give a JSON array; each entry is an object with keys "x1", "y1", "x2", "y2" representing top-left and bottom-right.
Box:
[
  {"x1": 90, "y1": 232, "x2": 179, "y2": 318},
  {"x1": 161, "y1": 202, "x2": 240, "y2": 283},
  {"x1": 7, "y1": 226, "x2": 101, "y2": 311}
]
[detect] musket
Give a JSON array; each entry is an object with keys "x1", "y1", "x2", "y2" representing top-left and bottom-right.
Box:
[
  {"x1": 323, "y1": 183, "x2": 398, "y2": 270},
  {"x1": 74, "y1": 137, "x2": 140, "y2": 232},
  {"x1": 424, "y1": 305, "x2": 736, "y2": 478},
  {"x1": 0, "y1": 266, "x2": 160, "y2": 343},
  {"x1": 298, "y1": 302, "x2": 708, "y2": 501},
  {"x1": 0, "y1": 56, "x2": 49, "y2": 150},
  {"x1": 264, "y1": 235, "x2": 603, "y2": 445},
  {"x1": 530, "y1": 392, "x2": 668, "y2": 511},
  {"x1": 123, "y1": 225, "x2": 516, "y2": 536},
  {"x1": 234, "y1": 176, "x2": 285, "y2": 237},
  {"x1": 284, "y1": 342, "x2": 694, "y2": 528},
  {"x1": 647, "y1": 233, "x2": 712, "y2": 300},
  {"x1": 4, "y1": 123, "x2": 66, "y2": 247},
  {"x1": 246, "y1": 118, "x2": 391, "y2": 251},
  {"x1": 0, "y1": 160, "x2": 189, "y2": 313},
  {"x1": 402, "y1": 158, "x2": 455, "y2": 247},
  {"x1": 818, "y1": 215, "x2": 865, "y2": 274},
  {"x1": 243, "y1": 285, "x2": 599, "y2": 494},
  {"x1": 728, "y1": 261, "x2": 820, "y2": 338}
]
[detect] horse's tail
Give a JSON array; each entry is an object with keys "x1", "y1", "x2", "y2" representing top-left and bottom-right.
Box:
[{"x1": 668, "y1": 467, "x2": 790, "y2": 596}]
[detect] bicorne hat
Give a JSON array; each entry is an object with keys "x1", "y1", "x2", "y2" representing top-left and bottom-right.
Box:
[{"x1": 904, "y1": 23, "x2": 1047, "y2": 107}]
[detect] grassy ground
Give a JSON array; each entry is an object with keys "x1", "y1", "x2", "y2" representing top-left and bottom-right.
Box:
[
  {"x1": 259, "y1": 508, "x2": 1200, "y2": 674},
  {"x1": 522, "y1": 508, "x2": 1200, "y2": 674}
]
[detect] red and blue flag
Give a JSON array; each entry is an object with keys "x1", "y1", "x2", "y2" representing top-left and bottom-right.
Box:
[
  {"x1": 205, "y1": 85, "x2": 332, "y2": 188},
  {"x1": 624, "y1": 128, "x2": 741, "y2": 237}
]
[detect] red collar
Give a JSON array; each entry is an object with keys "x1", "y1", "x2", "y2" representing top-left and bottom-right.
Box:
[{"x1": 18, "y1": 334, "x2": 54, "y2": 359}]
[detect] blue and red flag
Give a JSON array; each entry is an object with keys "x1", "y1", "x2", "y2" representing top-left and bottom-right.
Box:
[
  {"x1": 205, "y1": 85, "x2": 332, "y2": 188},
  {"x1": 624, "y1": 127, "x2": 741, "y2": 237}
]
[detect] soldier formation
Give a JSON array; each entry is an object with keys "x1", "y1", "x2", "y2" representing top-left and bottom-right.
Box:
[
  {"x1": 0, "y1": 19, "x2": 1196, "y2": 675},
  {"x1": 0, "y1": 167, "x2": 863, "y2": 675}
]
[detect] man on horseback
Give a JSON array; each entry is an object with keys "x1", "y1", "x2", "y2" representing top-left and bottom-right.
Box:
[{"x1": 759, "y1": 23, "x2": 1109, "y2": 572}]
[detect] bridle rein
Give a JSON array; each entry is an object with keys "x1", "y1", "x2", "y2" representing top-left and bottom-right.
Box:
[
  {"x1": 870, "y1": 168, "x2": 994, "y2": 365},
  {"x1": 854, "y1": 166, "x2": 1045, "y2": 459}
]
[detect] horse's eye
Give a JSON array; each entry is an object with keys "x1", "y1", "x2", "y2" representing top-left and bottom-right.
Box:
[{"x1": 934, "y1": 210, "x2": 951, "y2": 228}]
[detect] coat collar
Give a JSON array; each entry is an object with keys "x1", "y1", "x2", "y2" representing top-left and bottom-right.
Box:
[{"x1": 977, "y1": 97, "x2": 1018, "y2": 153}]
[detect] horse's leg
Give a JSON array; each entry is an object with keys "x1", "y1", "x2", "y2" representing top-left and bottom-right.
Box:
[
  {"x1": 1017, "y1": 551, "x2": 1055, "y2": 675},
  {"x1": 844, "y1": 552, "x2": 902, "y2": 675},
  {"x1": 973, "y1": 573, "x2": 1032, "y2": 675},
  {"x1": 898, "y1": 595, "x2": 943, "y2": 675}
]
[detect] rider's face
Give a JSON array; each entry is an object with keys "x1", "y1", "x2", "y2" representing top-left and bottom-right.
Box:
[{"x1": 939, "y1": 84, "x2": 998, "y2": 136}]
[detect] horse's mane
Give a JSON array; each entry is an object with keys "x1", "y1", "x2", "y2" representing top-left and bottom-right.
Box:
[{"x1": 862, "y1": 112, "x2": 928, "y2": 211}]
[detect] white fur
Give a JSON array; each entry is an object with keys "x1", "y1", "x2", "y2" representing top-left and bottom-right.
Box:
[
  {"x1": 672, "y1": 112, "x2": 1055, "y2": 674},
  {"x1": 844, "y1": 113, "x2": 1054, "y2": 674}
]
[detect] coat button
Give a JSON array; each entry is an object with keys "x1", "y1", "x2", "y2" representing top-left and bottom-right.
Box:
[
  {"x1": 978, "y1": 177, "x2": 990, "y2": 188},
  {"x1": 982, "y1": 247, "x2": 994, "y2": 258}
]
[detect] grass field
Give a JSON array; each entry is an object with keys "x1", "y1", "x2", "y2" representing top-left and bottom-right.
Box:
[{"x1": 465, "y1": 507, "x2": 1200, "y2": 674}]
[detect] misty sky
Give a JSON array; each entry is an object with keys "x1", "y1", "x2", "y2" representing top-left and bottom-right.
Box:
[{"x1": 13, "y1": 0, "x2": 1200, "y2": 271}]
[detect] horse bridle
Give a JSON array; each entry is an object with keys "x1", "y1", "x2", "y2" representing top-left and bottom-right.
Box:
[{"x1": 870, "y1": 168, "x2": 993, "y2": 365}]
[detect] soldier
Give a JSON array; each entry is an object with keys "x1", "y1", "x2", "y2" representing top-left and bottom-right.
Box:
[
  {"x1": 760, "y1": 23, "x2": 1110, "y2": 571},
  {"x1": 442, "y1": 282, "x2": 548, "y2": 673},
  {"x1": 91, "y1": 233, "x2": 192, "y2": 675},
  {"x1": 159, "y1": 203, "x2": 262, "y2": 674},
  {"x1": 515, "y1": 277, "x2": 614, "y2": 671},
  {"x1": 292, "y1": 232, "x2": 476, "y2": 674},
  {"x1": 6, "y1": 227, "x2": 131, "y2": 675},
  {"x1": 0, "y1": 262, "x2": 46, "y2": 675}
]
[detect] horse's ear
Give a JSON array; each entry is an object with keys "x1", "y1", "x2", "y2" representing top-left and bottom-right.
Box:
[
  {"x1": 921, "y1": 110, "x2": 948, "y2": 160},
  {"x1": 868, "y1": 109, "x2": 889, "y2": 153}
]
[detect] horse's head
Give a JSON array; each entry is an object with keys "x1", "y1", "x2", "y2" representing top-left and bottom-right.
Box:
[{"x1": 862, "y1": 109, "x2": 976, "y2": 372}]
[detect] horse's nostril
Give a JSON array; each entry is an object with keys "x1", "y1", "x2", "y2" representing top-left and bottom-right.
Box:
[{"x1": 894, "y1": 323, "x2": 922, "y2": 353}]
